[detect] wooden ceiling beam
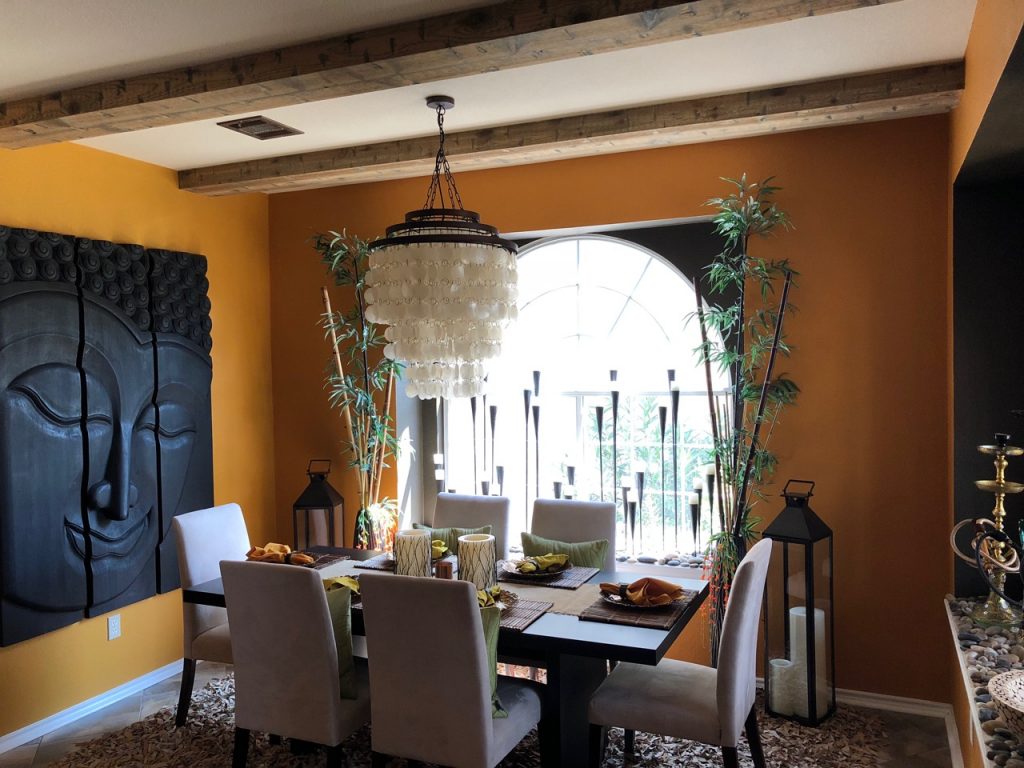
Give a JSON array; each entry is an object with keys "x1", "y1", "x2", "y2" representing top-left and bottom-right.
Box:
[
  {"x1": 0, "y1": 0, "x2": 905, "y2": 148},
  {"x1": 178, "y1": 62, "x2": 963, "y2": 195}
]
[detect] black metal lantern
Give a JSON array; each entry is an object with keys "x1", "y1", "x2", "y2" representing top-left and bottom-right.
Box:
[
  {"x1": 763, "y1": 480, "x2": 836, "y2": 726},
  {"x1": 292, "y1": 460, "x2": 344, "y2": 550}
]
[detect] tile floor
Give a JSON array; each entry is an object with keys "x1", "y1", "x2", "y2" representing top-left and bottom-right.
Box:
[{"x1": 0, "y1": 662, "x2": 955, "y2": 767}]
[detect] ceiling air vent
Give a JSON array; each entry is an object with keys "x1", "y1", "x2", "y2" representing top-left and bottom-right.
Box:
[{"x1": 217, "y1": 116, "x2": 303, "y2": 140}]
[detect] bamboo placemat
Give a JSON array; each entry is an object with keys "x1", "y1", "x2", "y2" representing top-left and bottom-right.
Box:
[
  {"x1": 353, "y1": 554, "x2": 395, "y2": 571},
  {"x1": 305, "y1": 552, "x2": 350, "y2": 570},
  {"x1": 578, "y1": 589, "x2": 699, "y2": 630},
  {"x1": 500, "y1": 599, "x2": 552, "y2": 632},
  {"x1": 498, "y1": 565, "x2": 599, "y2": 590}
]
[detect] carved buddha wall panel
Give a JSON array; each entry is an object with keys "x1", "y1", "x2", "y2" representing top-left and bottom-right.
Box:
[{"x1": 0, "y1": 226, "x2": 214, "y2": 646}]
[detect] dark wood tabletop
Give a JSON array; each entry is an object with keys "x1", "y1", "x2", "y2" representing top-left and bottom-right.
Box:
[{"x1": 182, "y1": 546, "x2": 707, "y2": 666}]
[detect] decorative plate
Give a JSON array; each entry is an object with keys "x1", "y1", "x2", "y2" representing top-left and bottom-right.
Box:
[
  {"x1": 600, "y1": 593, "x2": 679, "y2": 610},
  {"x1": 501, "y1": 559, "x2": 571, "y2": 579}
]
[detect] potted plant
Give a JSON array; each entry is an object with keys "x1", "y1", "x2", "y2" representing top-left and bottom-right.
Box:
[
  {"x1": 314, "y1": 231, "x2": 402, "y2": 550},
  {"x1": 694, "y1": 175, "x2": 799, "y2": 663}
]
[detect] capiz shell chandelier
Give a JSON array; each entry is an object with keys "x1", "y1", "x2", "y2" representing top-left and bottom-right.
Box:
[{"x1": 365, "y1": 96, "x2": 518, "y2": 400}]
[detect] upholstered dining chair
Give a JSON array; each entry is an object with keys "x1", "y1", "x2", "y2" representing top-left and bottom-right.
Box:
[
  {"x1": 172, "y1": 502, "x2": 250, "y2": 727},
  {"x1": 587, "y1": 537, "x2": 773, "y2": 768},
  {"x1": 221, "y1": 560, "x2": 370, "y2": 768},
  {"x1": 531, "y1": 498, "x2": 617, "y2": 570},
  {"x1": 434, "y1": 492, "x2": 512, "y2": 560},
  {"x1": 360, "y1": 573, "x2": 543, "y2": 768}
]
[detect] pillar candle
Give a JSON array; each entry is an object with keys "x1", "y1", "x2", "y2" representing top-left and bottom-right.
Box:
[
  {"x1": 458, "y1": 533, "x2": 496, "y2": 591},
  {"x1": 394, "y1": 529, "x2": 432, "y2": 577},
  {"x1": 768, "y1": 658, "x2": 796, "y2": 716},
  {"x1": 788, "y1": 606, "x2": 829, "y2": 719}
]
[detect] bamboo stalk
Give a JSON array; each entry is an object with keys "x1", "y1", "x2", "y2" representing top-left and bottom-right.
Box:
[
  {"x1": 321, "y1": 287, "x2": 364, "y2": 508},
  {"x1": 696, "y1": 286, "x2": 728, "y2": 533},
  {"x1": 733, "y1": 271, "x2": 793, "y2": 539},
  {"x1": 370, "y1": 367, "x2": 395, "y2": 506}
]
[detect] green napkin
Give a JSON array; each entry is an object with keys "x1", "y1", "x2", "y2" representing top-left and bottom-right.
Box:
[
  {"x1": 516, "y1": 553, "x2": 569, "y2": 573},
  {"x1": 324, "y1": 584, "x2": 357, "y2": 699},
  {"x1": 521, "y1": 531, "x2": 609, "y2": 569},
  {"x1": 480, "y1": 605, "x2": 507, "y2": 719}
]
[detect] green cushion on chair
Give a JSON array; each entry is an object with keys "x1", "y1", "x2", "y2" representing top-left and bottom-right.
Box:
[
  {"x1": 520, "y1": 531, "x2": 609, "y2": 569},
  {"x1": 324, "y1": 585, "x2": 357, "y2": 699},
  {"x1": 414, "y1": 523, "x2": 493, "y2": 555},
  {"x1": 480, "y1": 605, "x2": 508, "y2": 719}
]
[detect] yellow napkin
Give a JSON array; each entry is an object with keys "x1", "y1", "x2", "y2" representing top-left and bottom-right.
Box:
[
  {"x1": 431, "y1": 539, "x2": 449, "y2": 560},
  {"x1": 477, "y1": 585, "x2": 502, "y2": 607},
  {"x1": 516, "y1": 553, "x2": 569, "y2": 573},
  {"x1": 324, "y1": 576, "x2": 360, "y2": 594},
  {"x1": 246, "y1": 542, "x2": 315, "y2": 566},
  {"x1": 599, "y1": 577, "x2": 684, "y2": 606}
]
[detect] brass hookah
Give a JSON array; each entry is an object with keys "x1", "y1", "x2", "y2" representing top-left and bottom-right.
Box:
[{"x1": 952, "y1": 433, "x2": 1024, "y2": 626}]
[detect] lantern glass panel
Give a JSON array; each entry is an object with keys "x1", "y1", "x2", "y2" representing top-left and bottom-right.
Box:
[{"x1": 765, "y1": 537, "x2": 835, "y2": 723}]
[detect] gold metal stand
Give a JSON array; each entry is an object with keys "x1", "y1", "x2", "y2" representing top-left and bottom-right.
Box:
[{"x1": 971, "y1": 438, "x2": 1024, "y2": 627}]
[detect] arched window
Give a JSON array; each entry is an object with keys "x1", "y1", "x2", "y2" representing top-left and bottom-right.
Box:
[{"x1": 442, "y1": 234, "x2": 728, "y2": 557}]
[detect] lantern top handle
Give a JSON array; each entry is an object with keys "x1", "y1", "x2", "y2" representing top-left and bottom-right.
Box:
[
  {"x1": 782, "y1": 479, "x2": 815, "y2": 498},
  {"x1": 307, "y1": 459, "x2": 332, "y2": 478}
]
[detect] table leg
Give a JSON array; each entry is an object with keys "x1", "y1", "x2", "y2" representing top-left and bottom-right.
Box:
[{"x1": 540, "y1": 654, "x2": 607, "y2": 768}]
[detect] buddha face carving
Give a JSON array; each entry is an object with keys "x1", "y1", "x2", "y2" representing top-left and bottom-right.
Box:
[{"x1": 0, "y1": 230, "x2": 213, "y2": 645}]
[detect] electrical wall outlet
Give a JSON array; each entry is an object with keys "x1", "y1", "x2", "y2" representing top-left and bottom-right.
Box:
[{"x1": 107, "y1": 614, "x2": 121, "y2": 641}]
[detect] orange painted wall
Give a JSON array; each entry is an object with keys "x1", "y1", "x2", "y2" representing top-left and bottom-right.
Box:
[
  {"x1": 269, "y1": 115, "x2": 951, "y2": 701},
  {"x1": 0, "y1": 144, "x2": 276, "y2": 736}
]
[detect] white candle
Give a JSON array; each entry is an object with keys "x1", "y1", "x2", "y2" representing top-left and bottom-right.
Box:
[
  {"x1": 434, "y1": 469, "x2": 445, "y2": 481},
  {"x1": 768, "y1": 658, "x2": 796, "y2": 716},
  {"x1": 788, "y1": 606, "x2": 828, "y2": 719},
  {"x1": 458, "y1": 533, "x2": 496, "y2": 591},
  {"x1": 687, "y1": 492, "x2": 699, "y2": 505},
  {"x1": 703, "y1": 463, "x2": 716, "y2": 477},
  {"x1": 693, "y1": 477, "x2": 703, "y2": 491},
  {"x1": 394, "y1": 529, "x2": 432, "y2": 577},
  {"x1": 432, "y1": 453, "x2": 444, "y2": 464}
]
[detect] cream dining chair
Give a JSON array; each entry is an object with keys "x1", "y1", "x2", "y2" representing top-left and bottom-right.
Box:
[
  {"x1": 434, "y1": 492, "x2": 512, "y2": 560},
  {"x1": 221, "y1": 560, "x2": 370, "y2": 768},
  {"x1": 587, "y1": 537, "x2": 773, "y2": 768},
  {"x1": 172, "y1": 502, "x2": 250, "y2": 727},
  {"x1": 531, "y1": 498, "x2": 617, "y2": 570},
  {"x1": 360, "y1": 573, "x2": 544, "y2": 768}
]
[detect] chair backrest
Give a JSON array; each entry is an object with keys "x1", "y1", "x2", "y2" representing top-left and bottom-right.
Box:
[
  {"x1": 715, "y1": 537, "x2": 773, "y2": 744},
  {"x1": 530, "y1": 498, "x2": 616, "y2": 570},
  {"x1": 361, "y1": 574, "x2": 493, "y2": 767},
  {"x1": 172, "y1": 503, "x2": 250, "y2": 654},
  {"x1": 221, "y1": 560, "x2": 347, "y2": 746},
  {"x1": 434, "y1": 493, "x2": 511, "y2": 560}
]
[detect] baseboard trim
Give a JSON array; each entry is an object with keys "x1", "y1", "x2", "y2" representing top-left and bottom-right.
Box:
[{"x1": 0, "y1": 659, "x2": 182, "y2": 755}]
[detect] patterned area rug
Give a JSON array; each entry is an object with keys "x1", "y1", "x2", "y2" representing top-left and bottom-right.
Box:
[{"x1": 51, "y1": 676, "x2": 889, "y2": 767}]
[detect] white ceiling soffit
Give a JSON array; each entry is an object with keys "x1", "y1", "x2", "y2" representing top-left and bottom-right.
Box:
[
  {"x1": 0, "y1": 0, "x2": 498, "y2": 101},
  {"x1": 72, "y1": 0, "x2": 976, "y2": 174}
]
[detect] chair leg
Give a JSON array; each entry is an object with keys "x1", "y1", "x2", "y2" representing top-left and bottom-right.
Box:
[
  {"x1": 326, "y1": 744, "x2": 347, "y2": 768},
  {"x1": 624, "y1": 728, "x2": 635, "y2": 755},
  {"x1": 370, "y1": 752, "x2": 389, "y2": 768},
  {"x1": 268, "y1": 734, "x2": 281, "y2": 745},
  {"x1": 232, "y1": 727, "x2": 250, "y2": 768},
  {"x1": 174, "y1": 658, "x2": 196, "y2": 727},
  {"x1": 721, "y1": 746, "x2": 739, "y2": 768},
  {"x1": 745, "y1": 705, "x2": 767, "y2": 768},
  {"x1": 588, "y1": 724, "x2": 606, "y2": 768}
]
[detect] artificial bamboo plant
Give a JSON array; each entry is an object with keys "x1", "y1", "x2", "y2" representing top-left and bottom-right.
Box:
[
  {"x1": 314, "y1": 231, "x2": 402, "y2": 550},
  {"x1": 694, "y1": 175, "x2": 799, "y2": 661}
]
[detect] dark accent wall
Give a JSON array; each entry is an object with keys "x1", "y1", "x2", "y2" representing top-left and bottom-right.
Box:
[
  {"x1": 952, "y1": 28, "x2": 1024, "y2": 596},
  {"x1": 0, "y1": 226, "x2": 214, "y2": 645}
]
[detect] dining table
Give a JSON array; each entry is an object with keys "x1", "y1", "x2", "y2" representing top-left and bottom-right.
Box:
[{"x1": 183, "y1": 546, "x2": 708, "y2": 768}]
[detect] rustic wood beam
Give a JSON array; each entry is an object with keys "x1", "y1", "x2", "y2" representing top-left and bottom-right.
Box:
[
  {"x1": 178, "y1": 62, "x2": 963, "y2": 195},
  {"x1": 0, "y1": 0, "x2": 904, "y2": 148}
]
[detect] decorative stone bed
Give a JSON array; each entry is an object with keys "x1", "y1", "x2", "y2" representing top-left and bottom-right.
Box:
[{"x1": 948, "y1": 595, "x2": 1024, "y2": 767}]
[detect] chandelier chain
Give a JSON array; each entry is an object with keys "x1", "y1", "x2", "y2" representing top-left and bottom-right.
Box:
[{"x1": 424, "y1": 104, "x2": 465, "y2": 212}]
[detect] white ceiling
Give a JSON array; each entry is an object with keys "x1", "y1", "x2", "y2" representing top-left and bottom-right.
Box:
[{"x1": 1, "y1": 0, "x2": 976, "y2": 175}]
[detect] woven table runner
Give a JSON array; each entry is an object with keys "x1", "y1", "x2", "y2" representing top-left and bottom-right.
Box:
[
  {"x1": 578, "y1": 589, "x2": 699, "y2": 630},
  {"x1": 503, "y1": 583, "x2": 601, "y2": 617},
  {"x1": 500, "y1": 599, "x2": 552, "y2": 632},
  {"x1": 498, "y1": 565, "x2": 599, "y2": 590}
]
